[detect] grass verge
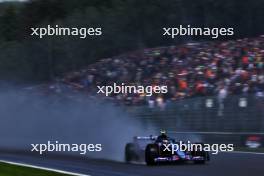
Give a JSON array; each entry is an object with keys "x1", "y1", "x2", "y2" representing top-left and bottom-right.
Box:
[{"x1": 0, "y1": 162, "x2": 72, "y2": 176}]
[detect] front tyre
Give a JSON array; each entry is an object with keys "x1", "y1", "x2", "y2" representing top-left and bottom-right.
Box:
[{"x1": 145, "y1": 144, "x2": 159, "y2": 166}]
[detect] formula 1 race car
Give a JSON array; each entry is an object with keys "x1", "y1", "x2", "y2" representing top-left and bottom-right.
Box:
[{"x1": 125, "y1": 133, "x2": 210, "y2": 165}]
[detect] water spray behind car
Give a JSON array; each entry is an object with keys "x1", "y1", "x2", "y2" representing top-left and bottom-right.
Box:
[{"x1": 0, "y1": 87, "x2": 156, "y2": 161}]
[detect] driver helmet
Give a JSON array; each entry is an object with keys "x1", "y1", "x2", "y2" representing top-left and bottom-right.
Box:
[{"x1": 160, "y1": 129, "x2": 167, "y2": 135}]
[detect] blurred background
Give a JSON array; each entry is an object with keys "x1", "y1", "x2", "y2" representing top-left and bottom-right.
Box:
[
  {"x1": 0, "y1": 0, "x2": 264, "y2": 155},
  {"x1": 0, "y1": 0, "x2": 263, "y2": 82}
]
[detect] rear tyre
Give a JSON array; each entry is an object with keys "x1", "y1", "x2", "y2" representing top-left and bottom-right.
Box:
[
  {"x1": 193, "y1": 151, "x2": 207, "y2": 164},
  {"x1": 145, "y1": 144, "x2": 159, "y2": 166},
  {"x1": 192, "y1": 143, "x2": 207, "y2": 164},
  {"x1": 125, "y1": 143, "x2": 136, "y2": 163}
]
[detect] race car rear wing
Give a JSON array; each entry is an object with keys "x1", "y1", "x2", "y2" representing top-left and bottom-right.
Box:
[{"x1": 134, "y1": 135, "x2": 157, "y2": 140}]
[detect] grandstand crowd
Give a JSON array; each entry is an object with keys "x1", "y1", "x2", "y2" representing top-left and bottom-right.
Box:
[{"x1": 49, "y1": 36, "x2": 264, "y2": 107}]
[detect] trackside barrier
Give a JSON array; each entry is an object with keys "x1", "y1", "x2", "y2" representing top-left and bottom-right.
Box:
[{"x1": 126, "y1": 94, "x2": 264, "y2": 147}]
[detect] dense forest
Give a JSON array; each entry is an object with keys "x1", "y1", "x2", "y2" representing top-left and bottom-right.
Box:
[{"x1": 0, "y1": 0, "x2": 263, "y2": 82}]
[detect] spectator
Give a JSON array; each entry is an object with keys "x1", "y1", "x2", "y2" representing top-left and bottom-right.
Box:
[{"x1": 55, "y1": 36, "x2": 264, "y2": 107}]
